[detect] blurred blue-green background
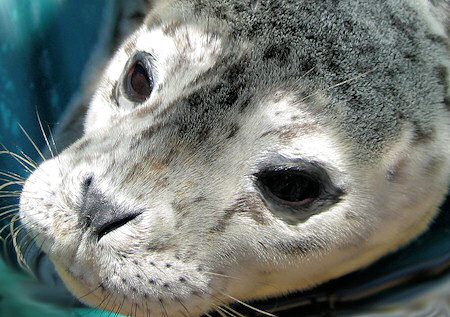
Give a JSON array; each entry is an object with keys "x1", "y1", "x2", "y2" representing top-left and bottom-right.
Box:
[{"x1": 0, "y1": 1, "x2": 112, "y2": 316}]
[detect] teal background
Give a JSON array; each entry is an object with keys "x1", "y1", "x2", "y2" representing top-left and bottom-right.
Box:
[{"x1": 0, "y1": 0, "x2": 114, "y2": 316}]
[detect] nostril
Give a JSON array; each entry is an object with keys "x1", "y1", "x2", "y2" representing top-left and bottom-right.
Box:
[
  {"x1": 77, "y1": 176, "x2": 142, "y2": 241},
  {"x1": 96, "y1": 212, "x2": 141, "y2": 242}
]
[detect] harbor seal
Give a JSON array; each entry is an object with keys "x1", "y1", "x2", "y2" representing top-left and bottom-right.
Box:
[{"x1": 16, "y1": 0, "x2": 450, "y2": 316}]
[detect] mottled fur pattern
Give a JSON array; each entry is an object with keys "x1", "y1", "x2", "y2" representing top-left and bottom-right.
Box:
[{"x1": 18, "y1": 0, "x2": 450, "y2": 316}]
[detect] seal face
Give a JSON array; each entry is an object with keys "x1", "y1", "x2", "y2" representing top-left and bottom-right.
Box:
[{"x1": 18, "y1": 0, "x2": 450, "y2": 316}]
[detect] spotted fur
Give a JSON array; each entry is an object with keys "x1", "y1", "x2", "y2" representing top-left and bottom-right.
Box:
[{"x1": 18, "y1": 0, "x2": 450, "y2": 316}]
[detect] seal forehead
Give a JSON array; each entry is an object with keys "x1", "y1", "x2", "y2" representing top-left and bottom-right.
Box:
[{"x1": 142, "y1": 0, "x2": 449, "y2": 164}]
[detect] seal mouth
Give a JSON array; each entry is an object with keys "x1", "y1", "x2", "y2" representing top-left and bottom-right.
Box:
[{"x1": 96, "y1": 212, "x2": 140, "y2": 241}]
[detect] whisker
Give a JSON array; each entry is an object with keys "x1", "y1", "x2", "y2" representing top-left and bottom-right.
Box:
[
  {"x1": 215, "y1": 306, "x2": 231, "y2": 317},
  {"x1": 18, "y1": 123, "x2": 47, "y2": 162},
  {"x1": 203, "y1": 271, "x2": 241, "y2": 280},
  {"x1": 0, "y1": 171, "x2": 25, "y2": 182},
  {"x1": 298, "y1": 63, "x2": 386, "y2": 103},
  {"x1": 114, "y1": 295, "x2": 127, "y2": 317},
  {"x1": 19, "y1": 150, "x2": 39, "y2": 169},
  {"x1": 36, "y1": 112, "x2": 56, "y2": 159},
  {"x1": 220, "y1": 292, "x2": 276, "y2": 317},
  {"x1": 177, "y1": 297, "x2": 194, "y2": 317},
  {"x1": 0, "y1": 149, "x2": 35, "y2": 174},
  {"x1": 159, "y1": 300, "x2": 169, "y2": 317}
]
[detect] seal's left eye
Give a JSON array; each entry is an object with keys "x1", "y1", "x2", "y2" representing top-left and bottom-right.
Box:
[{"x1": 125, "y1": 61, "x2": 154, "y2": 102}]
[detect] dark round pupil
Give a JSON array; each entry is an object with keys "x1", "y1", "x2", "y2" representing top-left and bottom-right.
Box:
[
  {"x1": 129, "y1": 62, "x2": 152, "y2": 98},
  {"x1": 263, "y1": 172, "x2": 318, "y2": 203}
]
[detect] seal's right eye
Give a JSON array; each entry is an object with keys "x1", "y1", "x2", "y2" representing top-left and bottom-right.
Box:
[
  {"x1": 116, "y1": 52, "x2": 155, "y2": 108},
  {"x1": 125, "y1": 60, "x2": 153, "y2": 102}
]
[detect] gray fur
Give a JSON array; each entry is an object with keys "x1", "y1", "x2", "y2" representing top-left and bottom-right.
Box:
[{"x1": 145, "y1": 0, "x2": 449, "y2": 163}]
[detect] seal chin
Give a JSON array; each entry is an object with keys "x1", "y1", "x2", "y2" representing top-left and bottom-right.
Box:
[{"x1": 51, "y1": 259, "x2": 104, "y2": 308}]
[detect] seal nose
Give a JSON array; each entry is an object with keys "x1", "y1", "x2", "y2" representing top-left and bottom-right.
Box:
[{"x1": 80, "y1": 176, "x2": 141, "y2": 241}]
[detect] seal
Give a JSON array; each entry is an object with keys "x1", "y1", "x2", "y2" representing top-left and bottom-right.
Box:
[{"x1": 16, "y1": 0, "x2": 450, "y2": 316}]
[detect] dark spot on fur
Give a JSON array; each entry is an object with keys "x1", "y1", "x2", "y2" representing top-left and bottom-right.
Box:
[
  {"x1": 227, "y1": 194, "x2": 270, "y2": 225},
  {"x1": 345, "y1": 212, "x2": 359, "y2": 220},
  {"x1": 162, "y1": 21, "x2": 182, "y2": 36},
  {"x1": 435, "y1": 64, "x2": 448, "y2": 92},
  {"x1": 166, "y1": 263, "x2": 172, "y2": 268},
  {"x1": 273, "y1": 236, "x2": 324, "y2": 256},
  {"x1": 193, "y1": 196, "x2": 206, "y2": 203},
  {"x1": 395, "y1": 111, "x2": 405, "y2": 121},
  {"x1": 412, "y1": 121, "x2": 435, "y2": 144},
  {"x1": 73, "y1": 138, "x2": 91, "y2": 152},
  {"x1": 141, "y1": 124, "x2": 161, "y2": 140},
  {"x1": 186, "y1": 91, "x2": 203, "y2": 109},
  {"x1": 444, "y1": 96, "x2": 450, "y2": 111},
  {"x1": 387, "y1": 158, "x2": 408, "y2": 183},
  {"x1": 171, "y1": 199, "x2": 190, "y2": 217},
  {"x1": 129, "y1": 123, "x2": 163, "y2": 150},
  {"x1": 149, "y1": 279, "x2": 156, "y2": 284},
  {"x1": 179, "y1": 276, "x2": 187, "y2": 282},
  {"x1": 425, "y1": 33, "x2": 448, "y2": 46},
  {"x1": 163, "y1": 283, "x2": 170, "y2": 288},
  {"x1": 238, "y1": 95, "x2": 252, "y2": 113},
  {"x1": 226, "y1": 124, "x2": 240, "y2": 139},
  {"x1": 136, "y1": 274, "x2": 142, "y2": 279},
  {"x1": 263, "y1": 42, "x2": 291, "y2": 65},
  {"x1": 154, "y1": 176, "x2": 170, "y2": 189},
  {"x1": 208, "y1": 210, "x2": 236, "y2": 234},
  {"x1": 147, "y1": 242, "x2": 174, "y2": 252},
  {"x1": 343, "y1": 20, "x2": 354, "y2": 32},
  {"x1": 213, "y1": 5, "x2": 229, "y2": 20}
]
